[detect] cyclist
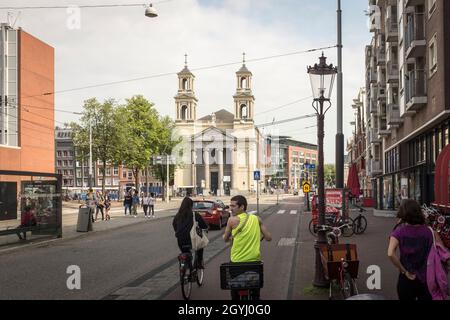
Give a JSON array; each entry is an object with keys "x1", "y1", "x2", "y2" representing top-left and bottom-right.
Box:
[
  {"x1": 173, "y1": 197, "x2": 208, "y2": 269},
  {"x1": 223, "y1": 195, "x2": 272, "y2": 300}
]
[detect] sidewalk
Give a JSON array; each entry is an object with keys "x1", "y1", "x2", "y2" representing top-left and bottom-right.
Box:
[
  {"x1": 294, "y1": 206, "x2": 400, "y2": 300},
  {"x1": 0, "y1": 194, "x2": 286, "y2": 254}
]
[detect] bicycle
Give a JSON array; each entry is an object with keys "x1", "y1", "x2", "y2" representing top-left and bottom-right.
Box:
[
  {"x1": 309, "y1": 213, "x2": 355, "y2": 238},
  {"x1": 350, "y1": 204, "x2": 368, "y2": 235},
  {"x1": 315, "y1": 223, "x2": 353, "y2": 245},
  {"x1": 178, "y1": 249, "x2": 204, "y2": 300},
  {"x1": 319, "y1": 243, "x2": 359, "y2": 300}
]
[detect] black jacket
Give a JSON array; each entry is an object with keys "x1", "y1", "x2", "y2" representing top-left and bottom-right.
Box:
[{"x1": 173, "y1": 212, "x2": 208, "y2": 247}]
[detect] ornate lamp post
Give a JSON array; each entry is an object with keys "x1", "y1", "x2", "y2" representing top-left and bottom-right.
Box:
[{"x1": 307, "y1": 53, "x2": 337, "y2": 287}]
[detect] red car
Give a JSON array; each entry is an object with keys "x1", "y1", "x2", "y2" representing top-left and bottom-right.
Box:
[{"x1": 192, "y1": 199, "x2": 230, "y2": 230}]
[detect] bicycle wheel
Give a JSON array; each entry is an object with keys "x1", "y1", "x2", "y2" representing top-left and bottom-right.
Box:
[
  {"x1": 308, "y1": 219, "x2": 318, "y2": 236},
  {"x1": 341, "y1": 272, "x2": 357, "y2": 299},
  {"x1": 353, "y1": 215, "x2": 367, "y2": 234},
  {"x1": 180, "y1": 268, "x2": 192, "y2": 300},
  {"x1": 341, "y1": 218, "x2": 355, "y2": 237},
  {"x1": 196, "y1": 268, "x2": 204, "y2": 286}
]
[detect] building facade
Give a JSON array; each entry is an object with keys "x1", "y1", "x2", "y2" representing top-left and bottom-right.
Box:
[
  {"x1": 0, "y1": 23, "x2": 55, "y2": 173},
  {"x1": 367, "y1": 0, "x2": 450, "y2": 209},
  {"x1": 173, "y1": 58, "x2": 266, "y2": 196},
  {"x1": 55, "y1": 127, "x2": 76, "y2": 188}
]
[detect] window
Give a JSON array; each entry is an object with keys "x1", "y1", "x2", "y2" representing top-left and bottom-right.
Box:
[
  {"x1": 69, "y1": 160, "x2": 73, "y2": 166},
  {"x1": 57, "y1": 160, "x2": 62, "y2": 167},
  {"x1": 312, "y1": 154, "x2": 317, "y2": 159},
  {"x1": 114, "y1": 167, "x2": 119, "y2": 175},
  {"x1": 63, "y1": 151, "x2": 68, "y2": 157},
  {"x1": 63, "y1": 170, "x2": 68, "y2": 176},
  {"x1": 69, "y1": 170, "x2": 74, "y2": 176},
  {"x1": 63, "y1": 160, "x2": 68, "y2": 167},
  {"x1": 128, "y1": 172, "x2": 133, "y2": 178},
  {"x1": 57, "y1": 151, "x2": 62, "y2": 157},
  {"x1": 429, "y1": 34, "x2": 437, "y2": 76},
  {"x1": 123, "y1": 172, "x2": 127, "y2": 178},
  {"x1": 300, "y1": 152, "x2": 305, "y2": 157},
  {"x1": 240, "y1": 104, "x2": 248, "y2": 119},
  {"x1": 57, "y1": 169, "x2": 62, "y2": 174},
  {"x1": 76, "y1": 169, "x2": 81, "y2": 177},
  {"x1": 106, "y1": 167, "x2": 111, "y2": 176},
  {"x1": 181, "y1": 105, "x2": 188, "y2": 120}
]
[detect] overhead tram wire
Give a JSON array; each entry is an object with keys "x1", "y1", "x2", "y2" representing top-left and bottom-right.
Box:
[
  {"x1": 20, "y1": 45, "x2": 337, "y2": 100},
  {"x1": 0, "y1": 0, "x2": 175, "y2": 10},
  {"x1": 254, "y1": 96, "x2": 313, "y2": 117}
]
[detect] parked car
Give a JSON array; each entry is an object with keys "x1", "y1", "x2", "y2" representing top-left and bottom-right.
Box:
[{"x1": 192, "y1": 199, "x2": 231, "y2": 230}]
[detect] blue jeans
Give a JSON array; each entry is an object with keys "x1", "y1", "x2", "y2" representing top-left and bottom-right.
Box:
[{"x1": 124, "y1": 203, "x2": 131, "y2": 215}]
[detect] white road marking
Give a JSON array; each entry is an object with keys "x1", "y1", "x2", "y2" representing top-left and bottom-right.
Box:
[
  {"x1": 277, "y1": 210, "x2": 286, "y2": 214},
  {"x1": 277, "y1": 238, "x2": 296, "y2": 246},
  {"x1": 290, "y1": 210, "x2": 297, "y2": 215}
]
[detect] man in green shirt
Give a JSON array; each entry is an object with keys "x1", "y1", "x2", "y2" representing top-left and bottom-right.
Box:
[{"x1": 223, "y1": 195, "x2": 272, "y2": 300}]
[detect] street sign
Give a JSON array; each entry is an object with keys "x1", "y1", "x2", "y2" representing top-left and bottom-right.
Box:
[
  {"x1": 253, "y1": 170, "x2": 261, "y2": 181},
  {"x1": 303, "y1": 181, "x2": 310, "y2": 193},
  {"x1": 309, "y1": 164, "x2": 316, "y2": 170},
  {"x1": 223, "y1": 176, "x2": 231, "y2": 182}
]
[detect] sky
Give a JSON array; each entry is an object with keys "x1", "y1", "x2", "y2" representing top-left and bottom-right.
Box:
[{"x1": 1, "y1": 0, "x2": 372, "y2": 163}]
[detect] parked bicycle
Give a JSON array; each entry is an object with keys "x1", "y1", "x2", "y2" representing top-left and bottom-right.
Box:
[
  {"x1": 178, "y1": 250, "x2": 204, "y2": 300},
  {"x1": 350, "y1": 204, "x2": 368, "y2": 235},
  {"x1": 315, "y1": 223, "x2": 353, "y2": 245},
  {"x1": 309, "y1": 211, "x2": 355, "y2": 238}
]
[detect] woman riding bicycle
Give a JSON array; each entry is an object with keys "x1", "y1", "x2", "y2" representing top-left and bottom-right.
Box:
[{"x1": 172, "y1": 197, "x2": 208, "y2": 269}]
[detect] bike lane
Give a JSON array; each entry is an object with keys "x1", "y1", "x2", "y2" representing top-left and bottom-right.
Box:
[{"x1": 162, "y1": 197, "x2": 304, "y2": 300}]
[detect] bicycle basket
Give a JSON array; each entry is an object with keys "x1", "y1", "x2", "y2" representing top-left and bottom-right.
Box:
[{"x1": 220, "y1": 262, "x2": 264, "y2": 290}]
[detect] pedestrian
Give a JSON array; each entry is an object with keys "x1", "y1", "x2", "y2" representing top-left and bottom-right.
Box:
[
  {"x1": 16, "y1": 205, "x2": 37, "y2": 240},
  {"x1": 85, "y1": 188, "x2": 97, "y2": 223},
  {"x1": 172, "y1": 197, "x2": 208, "y2": 269},
  {"x1": 105, "y1": 191, "x2": 111, "y2": 220},
  {"x1": 132, "y1": 189, "x2": 140, "y2": 217},
  {"x1": 142, "y1": 192, "x2": 150, "y2": 217},
  {"x1": 123, "y1": 190, "x2": 132, "y2": 216},
  {"x1": 387, "y1": 199, "x2": 445, "y2": 300},
  {"x1": 95, "y1": 191, "x2": 105, "y2": 221},
  {"x1": 149, "y1": 192, "x2": 155, "y2": 218}
]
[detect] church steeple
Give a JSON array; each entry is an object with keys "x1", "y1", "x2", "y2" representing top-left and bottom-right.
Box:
[
  {"x1": 175, "y1": 54, "x2": 198, "y2": 122},
  {"x1": 233, "y1": 52, "x2": 255, "y2": 123}
]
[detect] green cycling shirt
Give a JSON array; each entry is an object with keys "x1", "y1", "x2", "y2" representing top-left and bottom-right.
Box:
[{"x1": 231, "y1": 213, "x2": 261, "y2": 262}]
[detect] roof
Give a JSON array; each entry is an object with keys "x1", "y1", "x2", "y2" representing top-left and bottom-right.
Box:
[
  {"x1": 178, "y1": 66, "x2": 193, "y2": 75},
  {"x1": 198, "y1": 109, "x2": 235, "y2": 122},
  {"x1": 236, "y1": 64, "x2": 252, "y2": 75}
]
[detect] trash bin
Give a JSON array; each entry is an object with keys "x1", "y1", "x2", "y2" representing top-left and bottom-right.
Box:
[{"x1": 77, "y1": 206, "x2": 93, "y2": 232}]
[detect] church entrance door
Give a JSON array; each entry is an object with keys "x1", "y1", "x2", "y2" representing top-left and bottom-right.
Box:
[{"x1": 210, "y1": 172, "x2": 218, "y2": 196}]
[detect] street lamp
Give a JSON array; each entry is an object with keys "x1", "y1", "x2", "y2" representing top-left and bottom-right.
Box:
[
  {"x1": 144, "y1": 3, "x2": 158, "y2": 18},
  {"x1": 307, "y1": 52, "x2": 337, "y2": 287}
]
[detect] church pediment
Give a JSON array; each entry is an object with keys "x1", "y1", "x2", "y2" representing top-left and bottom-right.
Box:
[{"x1": 192, "y1": 126, "x2": 236, "y2": 142}]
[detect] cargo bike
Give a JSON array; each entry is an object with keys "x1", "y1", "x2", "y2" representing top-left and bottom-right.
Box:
[
  {"x1": 319, "y1": 243, "x2": 359, "y2": 299},
  {"x1": 220, "y1": 261, "x2": 264, "y2": 300}
]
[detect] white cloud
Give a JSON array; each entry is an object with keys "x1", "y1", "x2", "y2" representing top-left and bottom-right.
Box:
[{"x1": 1, "y1": 0, "x2": 368, "y2": 163}]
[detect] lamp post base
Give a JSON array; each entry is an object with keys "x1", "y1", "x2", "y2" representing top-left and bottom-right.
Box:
[{"x1": 313, "y1": 240, "x2": 330, "y2": 288}]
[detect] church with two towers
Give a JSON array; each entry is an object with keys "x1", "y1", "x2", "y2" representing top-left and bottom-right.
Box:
[{"x1": 173, "y1": 55, "x2": 266, "y2": 196}]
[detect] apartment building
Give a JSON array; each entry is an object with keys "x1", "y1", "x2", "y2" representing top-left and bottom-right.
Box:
[
  {"x1": 55, "y1": 127, "x2": 76, "y2": 188},
  {"x1": 367, "y1": 0, "x2": 450, "y2": 209}
]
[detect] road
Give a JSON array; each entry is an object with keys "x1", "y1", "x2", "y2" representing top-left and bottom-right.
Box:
[{"x1": 0, "y1": 201, "x2": 288, "y2": 300}]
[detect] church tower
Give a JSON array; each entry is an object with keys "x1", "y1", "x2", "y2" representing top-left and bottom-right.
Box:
[
  {"x1": 233, "y1": 53, "x2": 255, "y2": 124},
  {"x1": 175, "y1": 54, "x2": 198, "y2": 123}
]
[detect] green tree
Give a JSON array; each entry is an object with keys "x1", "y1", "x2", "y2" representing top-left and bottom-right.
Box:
[
  {"x1": 149, "y1": 116, "x2": 182, "y2": 199},
  {"x1": 72, "y1": 98, "x2": 120, "y2": 194},
  {"x1": 324, "y1": 164, "x2": 336, "y2": 188},
  {"x1": 115, "y1": 95, "x2": 160, "y2": 190}
]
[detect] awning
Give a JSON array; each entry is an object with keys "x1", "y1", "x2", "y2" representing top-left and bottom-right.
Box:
[
  {"x1": 433, "y1": 144, "x2": 450, "y2": 207},
  {"x1": 346, "y1": 163, "x2": 360, "y2": 197}
]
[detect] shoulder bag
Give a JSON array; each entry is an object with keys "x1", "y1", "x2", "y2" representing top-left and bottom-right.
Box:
[{"x1": 190, "y1": 213, "x2": 209, "y2": 250}]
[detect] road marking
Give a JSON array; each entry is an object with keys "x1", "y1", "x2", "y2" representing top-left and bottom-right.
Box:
[
  {"x1": 248, "y1": 210, "x2": 257, "y2": 215},
  {"x1": 290, "y1": 210, "x2": 297, "y2": 215},
  {"x1": 277, "y1": 210, "x2": 286, "y2": 214},
  {"x1": 277, "y1": 238, "x2": 296, "y2": 246}
]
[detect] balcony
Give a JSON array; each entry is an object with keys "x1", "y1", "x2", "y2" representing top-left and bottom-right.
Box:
[
  {"x1": 385, "y1": 16, "x2": 398, "y2": 42},
  {"x1": 378, "y1": 119, "x2": 390, "y2": 137},
  {"x1": 405, "y1": 13, "x2": 426, "y2": 59},
  {"x1": 405, "y1": 69, "x2": 427, "y2": 112},
  {"x1": 387, "y1": 104, "x2": 403, "y2": 127},
  {"x1": 405, "y1": 0, "x2": 425, "y2": 7},
  {"x1": 369, "y1": 128, "x2": 381, "y2": 144},
  {"x1": 386, "y1": 61, "x2": 399, "y2": 83},
  {"x1": 369, "y1": 159, "x2": 382, "y2": 176},
  {"x1": 376, "y1": 48, "x2": 386, "y2": 66}
]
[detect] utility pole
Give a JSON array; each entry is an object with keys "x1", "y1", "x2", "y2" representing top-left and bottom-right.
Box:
[
  {"x1": 88, "y1": 120, "x2": 93, "y2": 188},
  {"x1": 335, "y1": 0, "x2": 344, "y2": 189},
  {"x1": 166, "y1": 154, "x2": 170, "y2": 203}
]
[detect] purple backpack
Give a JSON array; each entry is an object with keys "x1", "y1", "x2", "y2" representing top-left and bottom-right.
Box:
[{"x1": 427, "y1": 227, "x2": 450, "y2": 300}]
